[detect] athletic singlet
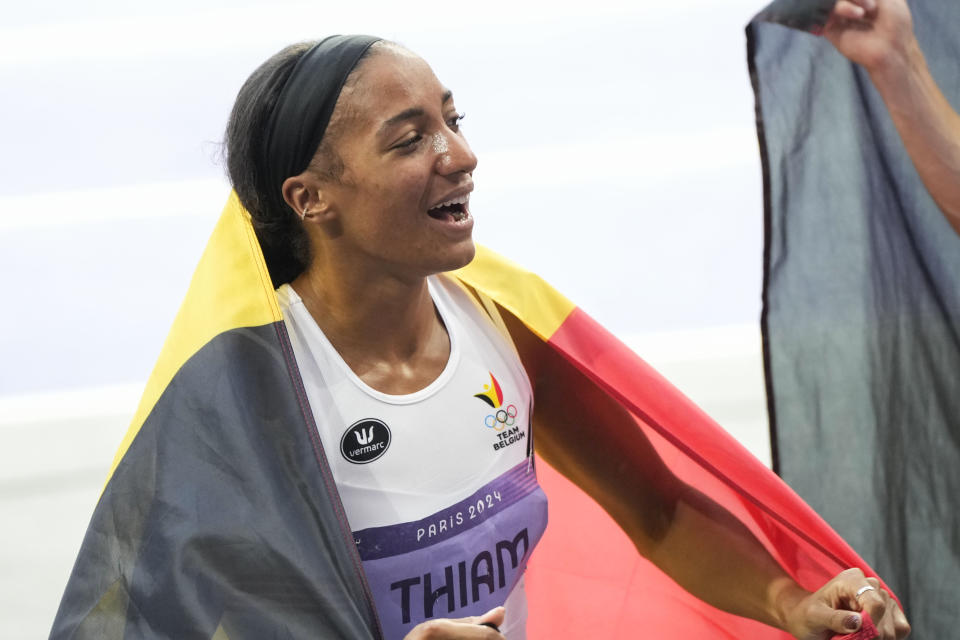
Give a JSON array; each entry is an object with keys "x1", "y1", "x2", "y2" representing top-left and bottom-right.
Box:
[{"x1": 277, "y1": 276, "x2": 549, "y2": 640}]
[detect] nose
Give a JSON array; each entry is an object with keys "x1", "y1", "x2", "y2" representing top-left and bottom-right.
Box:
[{"x1": 434, "y1": 130, "x2": 478, "y2": 176}]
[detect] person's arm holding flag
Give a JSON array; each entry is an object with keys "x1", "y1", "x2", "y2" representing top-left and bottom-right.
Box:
[
  {"x1": 826, "y1": 0, "x2": 960, "y2": 234},
  {"x1": 504, "y1": 312, "x2": 911, "y2": 640}
]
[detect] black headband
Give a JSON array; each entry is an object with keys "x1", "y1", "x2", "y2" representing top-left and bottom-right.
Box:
[{"x1": 263, "y1": 34, "x2": 381, "y2": 214}]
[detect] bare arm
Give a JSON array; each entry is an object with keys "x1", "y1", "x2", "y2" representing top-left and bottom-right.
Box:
[
  {"x1": 502, "y1": 310, "x2": 909, "y2": 638},
  {"x1": 828, "y1": 0, "x2": 960, "y2": 234}
]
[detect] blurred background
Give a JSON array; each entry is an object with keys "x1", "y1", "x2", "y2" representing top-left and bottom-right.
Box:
[{"x1": 1, "y1": 0, "x2": 772, "y2": 635}]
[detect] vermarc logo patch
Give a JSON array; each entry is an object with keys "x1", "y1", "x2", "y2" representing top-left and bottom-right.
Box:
[{"x1": 341, "y1": 418, "x2": 391, "y2": 464}]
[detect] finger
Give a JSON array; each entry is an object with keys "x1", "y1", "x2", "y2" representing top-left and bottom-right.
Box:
[
  {"x1": 419, "y1": 619, "x2": 504, "y2": 639},
  {"x1": 847, "y1": 0, "x2": 877, "y2": 12},
  {"x1": 856, "y1": 587, "x2": 887, "y2": 622},
  {"x1": 447, "y1": 607, "x2": 506, "y2": 637},
  {"x1": 869, "y1": 595, "x2": 892, "y2": 640},
  {"x1": 807, "y1": 599, "x2": 864, "y2": 635},
  {"x1": 833, "y1": 0, "x2": 867, "y2": 20},
  {"x1": 891, "y1": 602, "x2": 911, "y2": 639},
  {"x1": 842, "y1": 0, "x2": 879, "y2": 17},
  {"x1": 872, "y1": 590, "x2": 906, "y2": 640},
  {"x1": 835, "y1": 572, "x2": 883, "y2": 617},
  {"x1": 858, "y1": 577, "x2": 883, "y2": 610},
  {"x1": 475, "y1": 606, "x2": 506, "y2": 629},
  {"x1": 452, "y1": 607, "x2": 505, "y2": 626},
  {"x1": 879, "y1": 611, "x2": 897, "y2": 640},
  {"x1": 860, "y1": 583, "x2": 910, "y2": 640}
]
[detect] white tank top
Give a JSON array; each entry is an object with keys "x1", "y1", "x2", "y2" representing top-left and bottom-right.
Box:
[{"x1": 277, "y1": 275, "x2": 548, "y2": 640}]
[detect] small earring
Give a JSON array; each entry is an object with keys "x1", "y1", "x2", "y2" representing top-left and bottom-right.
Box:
[{"x1": 299, "y1": 208, "x2": 307, "y2": 221}]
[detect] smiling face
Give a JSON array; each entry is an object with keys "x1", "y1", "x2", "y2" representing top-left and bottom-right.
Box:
[{"x1": 303, "y1": 44, "x2": 478, "y2": 281}]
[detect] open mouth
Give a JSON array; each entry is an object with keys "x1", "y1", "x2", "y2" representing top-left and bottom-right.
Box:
[{"x1": 428, "y1": 194, "x2": 470, "y2": 223}]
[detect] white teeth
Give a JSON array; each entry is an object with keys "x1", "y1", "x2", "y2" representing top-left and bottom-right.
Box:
[{"x1": 429, "y1": 193, "x2": 470, "y2": 211}]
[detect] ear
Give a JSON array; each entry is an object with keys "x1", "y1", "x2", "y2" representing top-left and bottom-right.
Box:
[{"x1": 281, "y1": 173, "x2": 335, "y2": 223}]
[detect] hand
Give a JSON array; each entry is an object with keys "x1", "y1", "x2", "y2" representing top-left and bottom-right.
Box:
[
  {"x1": 780, "y1": 568, "x2": 910, "y2": 639},
  {"x1": 402, "y1": 606, "x2": 506, "y2": 639},
  {"x1": 824, "y1": 0, "x2": 916, "y2": 74}
]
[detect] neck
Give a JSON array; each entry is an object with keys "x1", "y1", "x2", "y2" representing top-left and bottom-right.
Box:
[{"x1": 290, "y1": 255, "x2": 450, "y2": 393}]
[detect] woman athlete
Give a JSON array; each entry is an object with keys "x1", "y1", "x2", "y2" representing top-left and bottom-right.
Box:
[
  {"x1": 219, "y1": 18, "x2": 909, "y2": 640},
  {"x1": 221, "y1": 7, "x2": 913, "y2": 637}
]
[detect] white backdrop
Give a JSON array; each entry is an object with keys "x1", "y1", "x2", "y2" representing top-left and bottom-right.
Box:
[
  {"x1": 0, "y1": 1, "x2": 771, "y2": 636},
  {"x1": 0, "y1": 0, "x2": 767, "y2": 396}
]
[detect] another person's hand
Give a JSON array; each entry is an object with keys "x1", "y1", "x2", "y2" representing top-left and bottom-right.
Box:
[
  {"x1": 780, "y1": 568, "x2": 910, "y2": 639},
  {"x1": 824, "y1": 0, "x2": 960, "y2": 234},
  {"x1": 402, "y1": 606, "x2": 506, "y2": 639},
  {"x1": 824, "y1": 0, "x2": 916, "y2": 73}
]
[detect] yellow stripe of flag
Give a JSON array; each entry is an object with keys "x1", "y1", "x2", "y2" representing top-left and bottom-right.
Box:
[
  {"x1": 453, "y1": 245, "x2": 576, "y2": 342},
  {"x1": 105, "y1": 194, "x2": 282, "y2": 487}
]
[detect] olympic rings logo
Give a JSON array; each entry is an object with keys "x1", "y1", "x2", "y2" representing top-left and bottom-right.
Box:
[{"x1": 485, "y1": 404, "x2": 518, "y2": 431}]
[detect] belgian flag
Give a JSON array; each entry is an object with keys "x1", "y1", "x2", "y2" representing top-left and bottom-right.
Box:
[
  {"x1": 51, "y1": 189, "x2": 895, "y2": 639},
  {"x1": 51, "y1": 193, "x2": 383, "y2": 638}
]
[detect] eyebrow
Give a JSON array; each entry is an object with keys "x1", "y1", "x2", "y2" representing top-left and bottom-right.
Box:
[{"x1": 379, "y1": 90, "x2": 454, "y2": 134}]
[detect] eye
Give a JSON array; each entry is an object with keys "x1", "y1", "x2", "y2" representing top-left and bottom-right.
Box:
[
  {"x1": 447, "y1": 112, "x2": 466, "y2": 132},
  {"x1": 392, "y1": 134, "x2": 423, "y2": 151}
]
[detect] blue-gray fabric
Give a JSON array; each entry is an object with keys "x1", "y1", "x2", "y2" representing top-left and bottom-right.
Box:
[
  {"x1": 749, "y1": 2, "x2": 960, "y2": 637},
  {"x1": 50, "y1": 324, "x2": 383, "y2": 639},
  {"x1": 753, "y1": 0, "x2": 835, "y2": 32}
]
